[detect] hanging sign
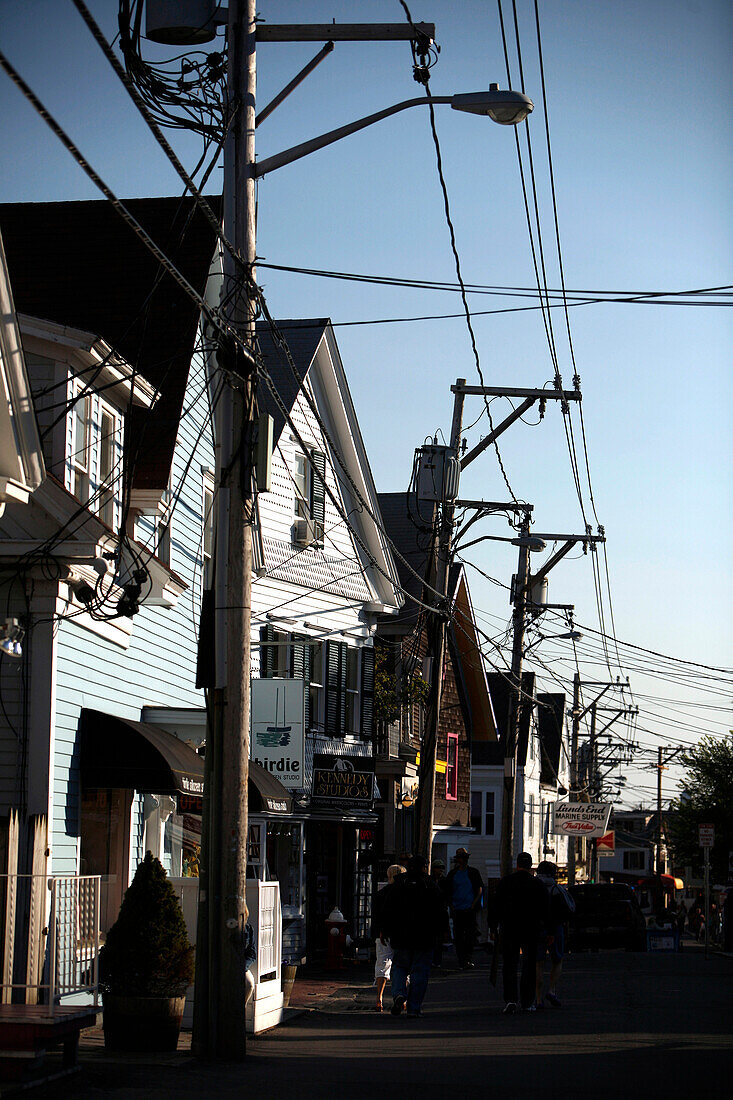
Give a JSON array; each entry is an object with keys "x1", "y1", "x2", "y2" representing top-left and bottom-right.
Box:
[
  {"x1": 250, "y1": 678, "x2": 305, "y2": 789},
  {"x1": 596, "y1": 830, "x2": 615, "y2": 856},
  {"x1": 551, "y1": 801, "x2": 612, "y2": 838},
  {"x1": 312, "y1": 753, "x2": 375, "y2": 809}
]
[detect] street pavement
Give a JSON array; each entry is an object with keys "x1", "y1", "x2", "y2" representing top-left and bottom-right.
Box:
[{"x1": 26, "y1": 943, "x2": 733, "y2": 1099}]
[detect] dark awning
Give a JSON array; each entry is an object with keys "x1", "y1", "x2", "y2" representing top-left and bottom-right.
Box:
[
  {"x1": 249, "y1": 761, "x2": 292, "y2": 814},
  {"x1": 79, "y1": 709, "x2": 293, "y2": 812},
  {"x1": 80, "y1": 709, "x2": 205, "y2": 796}
]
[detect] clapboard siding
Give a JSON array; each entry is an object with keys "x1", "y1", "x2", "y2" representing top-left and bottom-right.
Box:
[{"x1": 50, "y1": 345, "x2": 214, "y2": 875}]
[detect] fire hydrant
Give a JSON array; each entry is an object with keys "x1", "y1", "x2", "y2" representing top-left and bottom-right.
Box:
[{"x1": 325, "y1": 907, "x2": 347, "y2": 970}]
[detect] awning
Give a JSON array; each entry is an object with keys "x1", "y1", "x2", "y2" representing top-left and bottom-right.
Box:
[
  {"x1": 79, "y1": 708, "x2": 292, "y2": 812},
  {"x1": 249, "y1": 761, "x2": 292, "y2": 814},
  {"x1": 80, "y1": 709, "x2": 205, "y2": 796}
]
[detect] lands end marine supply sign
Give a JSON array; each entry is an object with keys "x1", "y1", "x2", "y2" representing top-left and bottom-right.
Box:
[
  {"x1": 312, "y1": 754, "x2": 375, "y2": 810},
  {"x1": 552, "y1": 801, "x2": 612, "y2": 838},
  {"x1": 250, "y1": 678, "x2": 304, "y2": 789}
]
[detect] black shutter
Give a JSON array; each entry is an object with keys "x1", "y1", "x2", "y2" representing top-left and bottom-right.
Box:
[
  {"x1": 360, "y1": 646, "x2": 375, "y2": 742},
  {"x1": 291, "y1": 634, "x2": 311, "y2": 733},
  {"x1": 325, "y1": 640, "x2": 345, "y2": 737},
  {"x1": 310, "y1": 448, "x2": 326, "y2": 539},
  {"x1": 260, "y1": 624, "x2": 275, "y2": 677}
]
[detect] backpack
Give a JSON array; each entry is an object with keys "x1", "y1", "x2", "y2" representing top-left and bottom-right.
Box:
[{"x1": 549, "y1": 882, "x2": 576, "y2": 923}]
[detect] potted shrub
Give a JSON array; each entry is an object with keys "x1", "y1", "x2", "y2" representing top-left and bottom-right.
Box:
[{"x1": 100, "y1": 852, "x2": 195, "y2": 1051}]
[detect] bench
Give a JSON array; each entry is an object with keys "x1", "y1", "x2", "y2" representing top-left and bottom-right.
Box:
[{"x1": 0, "y1": 1004, "x2": 99, "y2": 1086}]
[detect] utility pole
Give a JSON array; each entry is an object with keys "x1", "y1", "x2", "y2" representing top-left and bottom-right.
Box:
[
  {"x1": 192, "y1": 0, "x2": 256, "y2": 1062},
  {"x1": 655, "y1": 746, "x2": 680, "y2": 874},
  {"x1": 416, "y1": 384, "x2": 465, "y2": 863},
  {"x1": 498, "y1": 510, "x2": 533, "y2": 877},
  {"x1": 568, "y1": 672, "x2": 581, "y2": 886}
]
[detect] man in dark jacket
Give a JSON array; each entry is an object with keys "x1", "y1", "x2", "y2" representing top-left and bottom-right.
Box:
[
  {"x1": 444, "y1": 847, "x2": 484, "y2": 969},
  {"x1": 382, "y1": 854, "x2": 448, "y2": 1017},
  {"x1": 492, "y1": 851, "x2": 549, "y2": 1013}
]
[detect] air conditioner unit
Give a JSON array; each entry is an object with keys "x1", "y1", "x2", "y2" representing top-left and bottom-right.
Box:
[{"x1": 293, "y1": 517, "x2": 322, "y2": 548}]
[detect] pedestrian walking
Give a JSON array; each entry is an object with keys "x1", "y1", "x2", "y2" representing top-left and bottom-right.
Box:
[
  {"x1": 534, "y1": 860, "x2": 575, "y2": 1008},
  {"x1": 382, "y1": 854, "x2": 448, "y2": 1018},
  {"x1": 444, "y1": 847, "x2": 484, "y2": 969},
  {"x1": 371, "y1": 864, "x2": 406, "y2": 1011},
  {"x1": 491, "y1": 851, "x2": 549, "y2": 1014}
]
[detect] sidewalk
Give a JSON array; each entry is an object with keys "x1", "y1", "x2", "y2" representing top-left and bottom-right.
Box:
[{"x1": 11, "y1": 948, "x2": 733, "y2": 1099}]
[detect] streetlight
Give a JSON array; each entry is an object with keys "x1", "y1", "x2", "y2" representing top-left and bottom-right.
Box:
[{"x1": 253, "y1": 84, "x2": 532, "y2": 176}]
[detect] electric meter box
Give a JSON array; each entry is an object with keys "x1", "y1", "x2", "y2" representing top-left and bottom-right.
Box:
[{"x1": 416, "y1": 445, "x2": 460, "y2": 504}]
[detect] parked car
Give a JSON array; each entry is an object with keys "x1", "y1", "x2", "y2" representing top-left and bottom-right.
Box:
[{"x1": 568, "y1": 883, "x2": 647, "y2": 951}]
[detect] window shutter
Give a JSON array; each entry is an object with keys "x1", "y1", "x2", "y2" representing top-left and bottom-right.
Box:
[
  {"x1": 291, "y1": 634, "x2": 311, "y2": 732},
  {"x1": 325, "y1": 640, "x2": 345, "y2": 737},
  {"x1": 360, "y1": 646, "x2": 375, "y2": 742},
  {"x1": 310, "y1": 448, "x2": 326, "y2": 538},
  {"x1": 260, "y1": 625, "x2": 275, "y2": 678}
]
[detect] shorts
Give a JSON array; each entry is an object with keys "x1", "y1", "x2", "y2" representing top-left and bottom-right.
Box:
[
  {"x1": 374, "y1": 938, "x2": 394, "y2": 980},
  {"x1": 538, "y1": 924, "x2": 564, "y2": 963}
]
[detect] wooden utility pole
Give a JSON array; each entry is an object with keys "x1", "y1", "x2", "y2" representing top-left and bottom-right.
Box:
[
  {"x1": 193, "y1": 0, "x2": 256, "y2": 1062},
  {"x1": 416, "y1": 384, "x2": 465, "y2": 864},
  {"x1": 567, "y1": 672, "x2": 581, "y2": 886},
  {"x1": 499, "y1": 513, "x2": 532, "y2": 878}
]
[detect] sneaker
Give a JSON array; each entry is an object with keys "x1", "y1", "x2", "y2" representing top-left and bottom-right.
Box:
[
  {"x1": 546, "y1": 992, "x2": 562, "y2": 1008},
  {"x1": 503, "y1": 1002, "x2": 518, "y2": 1015},
  {"x1": 523, "y1": 1004, "x2": 537, "y2": 1013},
  {"x1": 406, "y1": 1010, "x2": 422, "y2": 1018},
  {"x1": 391, "y1": 995, "x2": 406, "y2": 1016}
]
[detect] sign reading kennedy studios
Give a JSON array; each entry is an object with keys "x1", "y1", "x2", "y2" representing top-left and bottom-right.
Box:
[{"x1": 312, "y1": 753, "x2": 375, "y2": 809}]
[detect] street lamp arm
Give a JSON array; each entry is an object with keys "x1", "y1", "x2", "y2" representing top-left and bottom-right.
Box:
[
  {"x1": 253, "y1": 96, "x2": 453, "y2": 177},
  {"x1": 253, "y1": 86, "x2": 533, "y2": 176}
]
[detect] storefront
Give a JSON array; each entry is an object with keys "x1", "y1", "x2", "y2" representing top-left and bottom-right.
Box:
[{"x1": 303, "y1": 753, "x2": 377, "y2": 956}]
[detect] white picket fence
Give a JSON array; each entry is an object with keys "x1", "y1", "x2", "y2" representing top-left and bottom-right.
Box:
[{"x1": 0, "y1": 874, "x2": 100, "y2": 1016}]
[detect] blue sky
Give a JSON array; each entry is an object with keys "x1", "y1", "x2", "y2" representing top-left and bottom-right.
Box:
[{"x1": 1, "y1": 0, "x2": 731, "y2": 809}]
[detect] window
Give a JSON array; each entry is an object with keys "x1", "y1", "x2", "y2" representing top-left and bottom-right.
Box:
[
  {"x1": 309, "y1": 641, "x2": 324, "y2": 731},
  {"x1": 292, "y1": 447, "x2": 325, "y2": 543},
  {"x1": 471, "y1": 790, "x2": 496, "y2": 835},
  {"x1": 484, "y1": 791, "x2": 495, "y2": 835},
  {"x1": 70, "y1": 387, "x2": 91, "y2": 502},
  {"x1": 68, "y1": 382, "x2": 123, "y2": 528},
  {"x1": 445, "y1": 733, "x2": 458, "y2": 800},
  {"x1": 470, "y1": 791, "x2": 482, "y2": 832},
  {"x1": 345, "y1": 646, "x2": 360, "y2": 734},
  {"x1": 623, "y1": 850, "x2": 646, "y2": 871},
  {"x1": 528, "y1": 793, "x2": 535, "y2": 836}
]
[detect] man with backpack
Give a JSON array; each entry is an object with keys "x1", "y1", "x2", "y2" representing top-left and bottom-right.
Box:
[{"x1": 535, "y1": 859, "x2": 576, "y2": 1008}]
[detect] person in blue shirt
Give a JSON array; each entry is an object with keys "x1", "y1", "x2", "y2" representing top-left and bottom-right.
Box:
[{"x1": 444, "y1": 848, "x2": 484, "y2": 969}]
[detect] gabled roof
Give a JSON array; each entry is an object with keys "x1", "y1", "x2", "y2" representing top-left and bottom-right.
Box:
[
  {"x1": 255, "y1": 319, "x2": 330, "y2": 446},
  {"x1": 257, "y1": 319, "x2": 402, "y2": 615},
  {"x1": 0, "y1": 197, "x2": 220, "y2": 491},
  {"x1": 375, "y1": 491, "x2": 435, "y2": 634},
  {"x1": 536, "y1": 692, "x2": 566, "y2": 786},
  {"x1": 482, "y1": 670, "x2": 535, "y2": 766}
]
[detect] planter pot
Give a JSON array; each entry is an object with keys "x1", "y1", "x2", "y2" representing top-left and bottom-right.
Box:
[
  {"x1": 282, "y1": 964, "x2": 298, "y2": 1008},
  {"x1": 103, "y1": 994, "x2": 186, "y2": 1052}
]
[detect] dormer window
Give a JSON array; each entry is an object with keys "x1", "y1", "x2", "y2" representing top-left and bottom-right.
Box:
[{"x1": 67, "y1": 378, "x2": 123, "y2": 530}]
